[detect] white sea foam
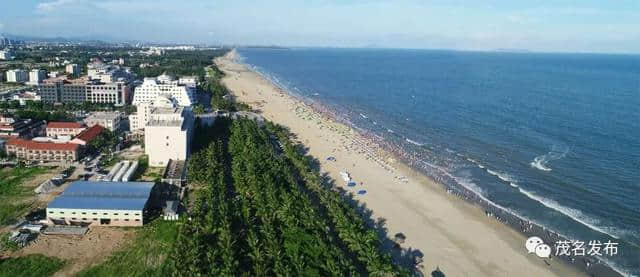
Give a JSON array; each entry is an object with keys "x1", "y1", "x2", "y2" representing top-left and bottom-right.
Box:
[
  {"x1": 486, "y1": 169, "x2": 499, "y2": 176},
  {"x1": 387, "y1": 129, "x2": 394, "y2": 133},
  {"x1": 453, "y1": 176, "x2": 486, "y2": 197},
  {"x1": 405, "y1": 138, "x2": 424, "y2": 146},
  {"x1": 465, "y1": 157, "x2": 488, "y2": 170},
  {"x1": 518, "y1": 188, "x2": 620, "y2": 239},
  {"x1": 360, "y1": 113, "x2": 368, "y2": 119},
  {"x1": 530, "y1": 156, "x2": 552, "y2": 171},
  {"x1": 486, "y1": 169, "x2": 518, "y2": 186},
  {"x1": 530, "y1": 144, "x2": 569, "y2": 172}
]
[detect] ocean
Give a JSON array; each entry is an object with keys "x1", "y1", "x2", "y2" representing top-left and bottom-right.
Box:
[{"x1": 237, "y1": 48, "x2": 640, "y2": 276}]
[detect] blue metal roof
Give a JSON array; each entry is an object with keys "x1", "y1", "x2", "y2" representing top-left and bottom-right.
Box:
[{"x1": 48, "y1": 181, "x2": 155, "y2": 211}]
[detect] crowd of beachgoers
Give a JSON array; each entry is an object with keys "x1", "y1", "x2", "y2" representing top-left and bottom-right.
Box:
[{"x1": 282, "y1": 88, "x2": 621, "y2": 277}]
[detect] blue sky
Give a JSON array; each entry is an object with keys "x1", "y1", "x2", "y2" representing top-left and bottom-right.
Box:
[{"x1": 1, "y1": 0, "x2": 639, "y2": 53}]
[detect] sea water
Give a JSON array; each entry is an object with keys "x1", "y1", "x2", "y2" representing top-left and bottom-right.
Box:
[{"x1": 238, "y1": 48, "x2": 640, "y2": 275}]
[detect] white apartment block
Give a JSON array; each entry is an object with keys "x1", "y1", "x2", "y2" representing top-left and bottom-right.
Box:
[
  {"x1": 66, "y1": 64, "x2": 80, "y2": 76},
  {"x1": 143, "y1": 95, "x2": 193, "y2": 167},
  {"x1": 129, "y1": 102, "x2": 152, "y2": 132},
  {"x1": 132, "y1": 75, "x2": 196, "y2": 107},
  {"x1": 28, "y1": 69, "x2": 47, "y2": 85},
  {"x1": 6, "y1": 69, "x2": 28, "y2": 83},
  {"x1": 86, "y1": 81, "x2": 131, "y2": 106},
  {"x1": 84, "y1": 112, "x2": 124, "y2": 132}
]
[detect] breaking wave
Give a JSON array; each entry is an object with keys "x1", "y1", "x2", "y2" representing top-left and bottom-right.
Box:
[
  {"x1": 518, "y1": 188, "x2": 621, "y2": 239},
  {"x1": 486, "y1": 169, "x2": 518, "y2": 186},
  {"x1": 405, "y1": 138, "x2": 424, "y2": 146}
]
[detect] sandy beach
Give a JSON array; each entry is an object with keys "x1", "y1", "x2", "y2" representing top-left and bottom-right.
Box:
[{"x1": 215, "y1": 50, "x2": 585, "y2": 277}]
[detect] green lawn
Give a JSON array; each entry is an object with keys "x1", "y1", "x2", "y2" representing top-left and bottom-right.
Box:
[
  {"x1": 76, "y1": 220, "x2": 178, "y2": 276},
  {"x1": 0, "y1": 166, "x2": 50, "y2": 226},
  {"x1": 0, "y1": 254, "x2": 65, "y2": 277}
]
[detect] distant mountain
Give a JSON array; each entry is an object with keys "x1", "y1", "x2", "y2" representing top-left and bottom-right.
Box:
[
  {"x1": 493, "y1": 48, "x2": 531, "y2": 53},
  {"x1": 0, "y1": 33, "x2": 133, "y2": 45}
]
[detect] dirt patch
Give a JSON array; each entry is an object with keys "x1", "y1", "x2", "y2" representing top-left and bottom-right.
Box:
[{"x1": 16, "y1": 227, "x2": 135, "y2": 276}]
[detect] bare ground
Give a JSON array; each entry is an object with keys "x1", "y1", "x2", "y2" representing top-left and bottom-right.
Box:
[{"x1": 17, "y1": 227, "x2": 135, "y2": 276}]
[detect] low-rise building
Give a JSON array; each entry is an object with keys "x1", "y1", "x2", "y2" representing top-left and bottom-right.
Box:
[
  {"x1": 143, "y1": 95, "x2": 194, "y2": 167},
  {"x1": 46, "y1": 122, "x2": 86, "y2": 137},
  {"x1": 6, "y1": 69, "x2": 28, "y2": 83},
  {"x1": 70, "y1": 124, "x2": 105, "y2": 146},
  {"x1": 6, "y1": 138, "x2": 79, "y2": 162},
  {"x1": 162, "y1": 159, "x2": 186, "y2": 187},
  {"x1": 46, "y1": 181, "x2": 156, "y2": 227},
  {"x1": 11, "y1": 91, "x2": 41, "y2": 105},
  {"x1": 0, "y1": 115, "x2": 46, "y2": 138},
  {"x1": 84, "y1": 112, "x2": 123, "y2": 132},
  {"x1": 87, "y1": 61, "x2": 135, "y2": 83}
]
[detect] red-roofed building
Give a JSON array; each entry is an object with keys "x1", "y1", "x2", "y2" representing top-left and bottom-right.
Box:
[
  {"x1": 71, "y1": 124, "x2": 105, "y2": 146},
  {"x1": 46, "y1": 122, "x2": 86, "y2": 137},
  {"x1": 6, "y1": 138, "x2": 79, "y2": 162}
]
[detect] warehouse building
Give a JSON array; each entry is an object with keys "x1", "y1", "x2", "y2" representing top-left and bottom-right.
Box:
[{"x1": 47, "y1": 181, "x2": 155, "y2": 227}]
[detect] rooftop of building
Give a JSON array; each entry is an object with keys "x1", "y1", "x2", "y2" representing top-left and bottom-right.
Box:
[
  {"x1": 48, "y1": 181, "x2": 155, "y2": 211},
  {"x1": 74, "y1": 124, "x2": 104, "y2": 142},
  {"x1": 47, "y1": 122, "x2": 85, "y2": 129},
  {"x1": 85, "y1": 112, "x2": 123, "y2": 120},
  {"x1": 42, "y1": 76, "x2": 88, "y2": 85},
  {"x1": 146, "y1": 119, "x2": 184, "y2": 127},
  {"x1": 162, "y1": 159, "x2": 186, "y2": 180},
  {"x1": 150, "y1": 106, "x2": 184, "y2": 115},
  {"x1": 7, "y1": 138, "x2": 79, "y2": 151}
]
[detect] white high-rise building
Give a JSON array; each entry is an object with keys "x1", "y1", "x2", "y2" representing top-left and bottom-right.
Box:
[
  {"x1": 66, "y1": 64, "x2": 80, "y2": 76},
  {"x1": 28, "y1": 69, "x2": 47, "y2": 85},
  {"x1": 142, "y1": 95, "x2": 194, "y2": 167},
  {"x1": 178, "y1": 76, "x2": 197, "y2": 88},
  {"x1": 6, "y1": 69, "x2": 28, "y2": 83},
  {"x1": 132, "y1": 74, "x2": 196, "y2": 107},
  {"x1": 0, "y1": 49, "x2": 14, "y2": 60}
]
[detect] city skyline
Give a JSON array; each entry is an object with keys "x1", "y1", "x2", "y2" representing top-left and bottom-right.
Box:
[{"x1": 1, "y1": 0, "x2": 639, "y2": 53}]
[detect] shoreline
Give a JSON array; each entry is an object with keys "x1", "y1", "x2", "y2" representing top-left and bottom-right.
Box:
[{"x1": 216, "y1": 49, "x2": 618, "y2": 276}]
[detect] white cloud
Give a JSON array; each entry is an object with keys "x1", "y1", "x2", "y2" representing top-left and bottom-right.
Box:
[{"x1": 36, "y1": 0, "x2": 78, "y2": 13}]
